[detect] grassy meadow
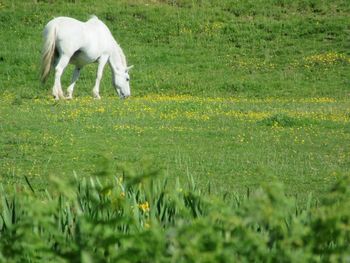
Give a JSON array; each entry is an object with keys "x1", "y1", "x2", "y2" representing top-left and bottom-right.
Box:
[{"x1": 0, "y1": 0, "x2": 350, "y2": 261}]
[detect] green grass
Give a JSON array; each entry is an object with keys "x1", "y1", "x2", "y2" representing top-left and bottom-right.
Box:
[
  {"x1": 0, "y1": 0, "x2": 349, "y2": 98},
  {"x1": 1, "y1": 94, "x2": 349, "y2": 201}
]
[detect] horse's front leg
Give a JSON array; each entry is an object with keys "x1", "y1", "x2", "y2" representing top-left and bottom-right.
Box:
[
  {"x1": 66, "y1": 67, "x2": 81, "y2": 99},
  {"x1": 53, "y1": 55, "x2": 70, "y2": 100},
  {"x1": 92, "y1": 55, "x2": 109, "y2": 99}
]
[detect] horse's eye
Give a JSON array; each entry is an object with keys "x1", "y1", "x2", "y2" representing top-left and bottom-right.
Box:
[{"x1": 126, "y1": 78, "x2": 130, "y2": 82}]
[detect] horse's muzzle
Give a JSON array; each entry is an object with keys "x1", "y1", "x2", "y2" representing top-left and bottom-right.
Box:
[{"x1": 120, "y1": 94, "x2": 130, "y2": 99}]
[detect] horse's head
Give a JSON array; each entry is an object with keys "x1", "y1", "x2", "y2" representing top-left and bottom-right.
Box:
[{"x1": 114, "y1": 65, "x2": 133, "y2": 99}]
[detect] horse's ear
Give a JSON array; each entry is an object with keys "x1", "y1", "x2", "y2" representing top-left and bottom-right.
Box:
[{"x1": 127, "y1": 65, "x2": 134, "y2": 71}]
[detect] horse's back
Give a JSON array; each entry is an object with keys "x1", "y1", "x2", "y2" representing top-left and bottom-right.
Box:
[
  {"x1": 43, "y1": 16, "x2": 117, "y2": 66},
  {"x1": 55, "y1": 17, "x2": 85, "y2": 38},
  {"x1": 44, "y1": 17, "x2": 84, "y2": 36},
  {"x1": 84, "y1": 16, "x2": 116, "y2": 46}
]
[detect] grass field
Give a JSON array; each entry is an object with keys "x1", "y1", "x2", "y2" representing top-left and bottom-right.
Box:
[
  {"x1": 0, "y1": 0, "x2": 349, "y2": 194},
  {"x1": 0, "y1": 0, "x2": 350, "y2": 261},
  {"x1": 1, "y1": 93, "x2": 349, "y2": 200}
]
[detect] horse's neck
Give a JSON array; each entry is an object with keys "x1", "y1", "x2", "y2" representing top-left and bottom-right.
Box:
[{"x1": 109, "y1": 43, "x2": 127, "y2": 72}]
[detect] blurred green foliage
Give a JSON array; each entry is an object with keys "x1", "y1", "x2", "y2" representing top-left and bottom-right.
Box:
[{"x1": 1, "y1": 159, "x2": 350, "y2": 262}]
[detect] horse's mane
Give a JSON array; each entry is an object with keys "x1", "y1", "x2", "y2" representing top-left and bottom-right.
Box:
[
  {"x1": 114, "y1": 43, "x2": 127, "y2": 68},
  {"x1": 89, "y1": 15, "x2": 98, "y2": 20},
  {"x1": 87, "y1": 15, "x2": 127, "y2": 68}
]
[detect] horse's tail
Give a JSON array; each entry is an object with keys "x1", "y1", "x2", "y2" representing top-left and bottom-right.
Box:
[{"x1": 41, "y1": 24, "x2": 56, "y2": 83}]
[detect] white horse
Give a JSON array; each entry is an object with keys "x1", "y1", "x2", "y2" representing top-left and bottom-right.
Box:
[{"x1": 41, "y1": 16, "x2": 133, "y2": 100}]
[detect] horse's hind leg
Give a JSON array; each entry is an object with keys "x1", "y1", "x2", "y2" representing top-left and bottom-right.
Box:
[
  {"x1": 53, "y1": 55, "x2": 70, "y2": 100},
  {"x1": 66, "y1": 67, "x2": 81, "y2": 99}
]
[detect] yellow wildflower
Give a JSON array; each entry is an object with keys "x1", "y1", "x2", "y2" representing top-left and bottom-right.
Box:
[{"x1": 138, "y1": 201, "x2": 150, "y2": 213}]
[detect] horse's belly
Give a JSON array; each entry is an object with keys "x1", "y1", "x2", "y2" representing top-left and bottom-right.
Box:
[{"x1": 70, "y1": 50, "x2": 99, "y2": 67}]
